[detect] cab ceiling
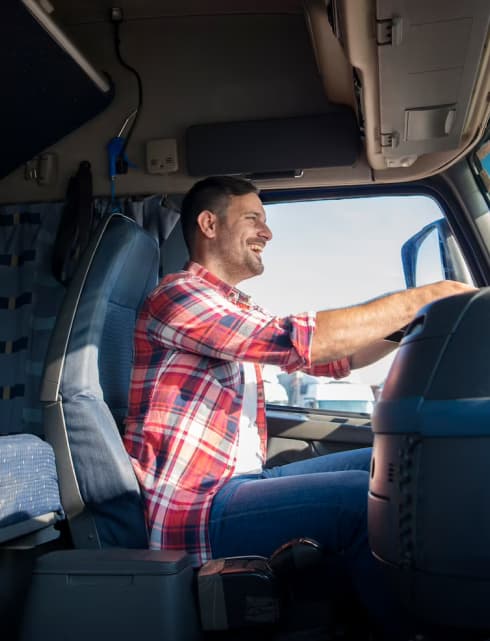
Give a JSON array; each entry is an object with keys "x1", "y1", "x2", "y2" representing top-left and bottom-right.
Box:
[{"x1": 0, "y1": 0, "x2": 489, "y2": 203}]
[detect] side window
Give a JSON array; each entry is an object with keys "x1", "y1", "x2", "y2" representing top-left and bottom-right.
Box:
[{"x1": 245, "y1": 194, "x2": 472, "y2": 414}]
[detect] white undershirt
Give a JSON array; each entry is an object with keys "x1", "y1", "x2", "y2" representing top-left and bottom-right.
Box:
[{"x1": 232, "y1": 362, "x2": 263, "y2": 476}]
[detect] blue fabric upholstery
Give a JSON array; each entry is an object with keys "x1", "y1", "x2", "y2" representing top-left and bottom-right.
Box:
[
  {"x1": 93, "y1": 194, "x2": 180, "y2": 278},
  {"x1": 58, "y1": 215, "x2": 159, "y2": 547},
  {"x1": 0, "y1": 434, "x2": 63, "y2": 528},
  {"x1": 0, "y1": 197, "x2": 177, "y2": 439},
  {"x1": 0, "y1": 204, "x2": 65, "y2": 436}
]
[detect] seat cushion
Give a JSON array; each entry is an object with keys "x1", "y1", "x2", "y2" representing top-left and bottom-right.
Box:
[{"x1": 0, "y1": 434, "x2": 63, "y2": 530}]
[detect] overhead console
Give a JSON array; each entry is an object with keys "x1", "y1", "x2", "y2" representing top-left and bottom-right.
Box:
[
  {"x1": 335, "y1": 0, "x2": 490, "y2": 177},
  {"x1": 375, "y1": 0, "x2": 489, "y2": 168}
]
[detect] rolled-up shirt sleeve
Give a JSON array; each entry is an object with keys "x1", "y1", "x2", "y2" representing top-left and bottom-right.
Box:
[
  {"x1": 147, "y1": 276, "x2": 316, "y2": 373},
  {"x1": 304, "y1": 357, "x2": 351, "y2": 380}
]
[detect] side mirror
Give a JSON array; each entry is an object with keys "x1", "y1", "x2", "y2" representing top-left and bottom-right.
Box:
[{"x1": 401, "y1": 218, "x2": 473, "y2": 288}]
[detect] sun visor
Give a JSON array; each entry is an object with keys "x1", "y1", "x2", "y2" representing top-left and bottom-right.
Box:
[
  {"x1": 1, "y1": 0, "x2": 114, "y2": 180},
  {"x1": 186, "y1": 110, "x2": 360, "y2": 178}
]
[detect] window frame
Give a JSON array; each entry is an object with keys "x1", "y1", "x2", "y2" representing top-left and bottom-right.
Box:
[{"x1": 258, "y1": 176, "x2": 488, "y2": 418}]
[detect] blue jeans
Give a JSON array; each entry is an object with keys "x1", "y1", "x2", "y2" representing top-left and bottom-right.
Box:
[{"x1": 209, "y1": 447, "x2": 408, "y2": 638}]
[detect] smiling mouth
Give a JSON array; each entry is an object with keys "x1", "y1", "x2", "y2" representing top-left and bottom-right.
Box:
[{"x1": 248, "y1": 243, "x2": 264, "y2": 255}]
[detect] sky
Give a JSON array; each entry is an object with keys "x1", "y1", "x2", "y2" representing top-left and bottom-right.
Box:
[{"x1": 242, "y1": 194, "x2": 445, "y2": 385}]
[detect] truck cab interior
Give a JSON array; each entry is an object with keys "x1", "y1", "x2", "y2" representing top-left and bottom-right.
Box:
[{"x1": 1, "y1": 1, "x2": 490, "y2": 640}]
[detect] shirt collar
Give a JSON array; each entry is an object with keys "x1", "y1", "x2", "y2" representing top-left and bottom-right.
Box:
[{"x1": 185, "y1": 261, "x2": 252, "y2": 306}]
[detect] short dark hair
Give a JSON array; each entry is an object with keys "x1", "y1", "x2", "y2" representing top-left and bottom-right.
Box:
[{"x1": 180, "y1": 176, "x2": 258, "y2": 253}]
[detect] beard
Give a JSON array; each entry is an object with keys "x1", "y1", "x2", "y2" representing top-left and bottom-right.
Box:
[
  {"x1": 244, "y1": 251, "x2": 264, "y2": 277},
  {"x1": 219, "y1": 245, "x2": 264, "y2": 284}
]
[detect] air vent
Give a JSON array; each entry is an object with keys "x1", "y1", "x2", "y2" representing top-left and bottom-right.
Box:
[{"x1": 387, "y1": 462, "x2": 395, "y2": 483}]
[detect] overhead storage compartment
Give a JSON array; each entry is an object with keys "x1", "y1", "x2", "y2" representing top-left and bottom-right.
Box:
[
  {"x1": 375, "y1": 0, "x2": 490, "y2": 168},
  {"x1": 1, "y1": 0, "x2": 114, "y2": 180}
]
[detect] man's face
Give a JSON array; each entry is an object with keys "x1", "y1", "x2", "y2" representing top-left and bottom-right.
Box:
[{"x1": 214, "y1": 192, "x2": 272, "y2": 285}]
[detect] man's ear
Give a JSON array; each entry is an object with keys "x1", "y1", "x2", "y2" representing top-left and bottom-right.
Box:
[{"x1": 196, "y1": 210, "x2": 218, "y2": 239}]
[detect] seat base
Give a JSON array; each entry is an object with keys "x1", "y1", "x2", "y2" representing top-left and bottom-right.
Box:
[{"x1": 20, "y1": 549, "x2": 201, "y2": 641}]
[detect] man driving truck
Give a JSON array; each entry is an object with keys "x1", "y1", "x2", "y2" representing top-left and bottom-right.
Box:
[{"x1": 124, "y1": 175, "x2": 473, "y2": 639}]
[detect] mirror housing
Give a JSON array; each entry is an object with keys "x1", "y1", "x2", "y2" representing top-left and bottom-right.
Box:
[{"x1": 401, "y1": 218, "x2": 473, "y2": 287}]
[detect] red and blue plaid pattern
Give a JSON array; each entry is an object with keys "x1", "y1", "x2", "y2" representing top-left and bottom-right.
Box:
[{"x1": 124, "y1": 262, "x2": 350, "y2": 565}]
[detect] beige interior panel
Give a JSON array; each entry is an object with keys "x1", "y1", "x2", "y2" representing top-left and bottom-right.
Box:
[
  {"x1": 0, "y1": 9, "x2": 355, "y2": 203},
  {"x1": 339, "y1": 0, "x2": 490, "y2": 178},
  {"x1": 1, "y1": 0, "x2": 489, "y2": 203}
]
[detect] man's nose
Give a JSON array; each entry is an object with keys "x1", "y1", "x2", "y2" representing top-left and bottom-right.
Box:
[{"x1": 258, "y1": 222, "x2": 273, "y2": 242}]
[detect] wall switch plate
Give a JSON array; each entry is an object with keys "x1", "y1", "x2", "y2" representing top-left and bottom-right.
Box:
[
  {"x1": 146, "y1": 138, "x2": 178, "y2": 174},
  {"x1": 24, "y1": 152, "x2": 58, "y2": 185}
]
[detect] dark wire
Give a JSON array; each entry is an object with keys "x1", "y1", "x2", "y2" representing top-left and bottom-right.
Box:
[{"x1": 112, "y1": 20, "x2": 143, "y2": 158}]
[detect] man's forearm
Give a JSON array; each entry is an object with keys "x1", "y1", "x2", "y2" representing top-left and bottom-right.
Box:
[
  {"x1": 349, "y1": 339, "x2": 397, "y2": 370},
  {"x1": 310, "y1": 280, "x2": 474, "y2": 365}
]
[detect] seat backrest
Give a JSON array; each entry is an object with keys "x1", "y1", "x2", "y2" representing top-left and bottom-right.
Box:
[{"x1": 41, "y1": 213, "x2": 159, "y2": 548}]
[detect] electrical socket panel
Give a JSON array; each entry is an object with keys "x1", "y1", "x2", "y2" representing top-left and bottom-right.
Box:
[{"x1": 146, "y1": 138, "x2": 178, "y2": 174}]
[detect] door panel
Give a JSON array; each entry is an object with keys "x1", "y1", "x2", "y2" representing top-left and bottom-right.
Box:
[{"x1": 266, "y1": 405, "x2": 372, "y2": 467}]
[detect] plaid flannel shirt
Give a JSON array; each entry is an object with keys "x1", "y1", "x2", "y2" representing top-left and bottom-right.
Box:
[{"x1": 124, "y1": 261, "x2": 350, "y2": 566}]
